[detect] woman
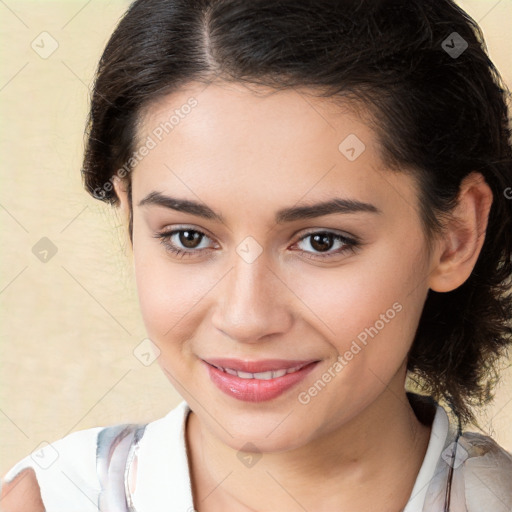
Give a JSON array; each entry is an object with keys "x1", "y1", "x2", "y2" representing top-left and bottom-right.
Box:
[{"x1": 2, "y1": 0, "x2": 512, "y2": 510}]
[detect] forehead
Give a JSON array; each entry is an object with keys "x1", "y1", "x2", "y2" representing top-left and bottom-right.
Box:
[
  {"x1": 138, "y1": 81, "x2": 367, "y2": 149},
  {"x1": 131, "y1": 81, "x2": 420, "y2": 222}
]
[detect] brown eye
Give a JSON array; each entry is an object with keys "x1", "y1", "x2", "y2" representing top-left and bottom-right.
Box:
[
  {"x1": 294, "y1": 231, "x2": 360, "y2": 261},
  {"x1": 309, "y1": 233, "x2": 335, "y2": 252},
  {"x1": 179, "y1": 230, "x2": 204, "y2": 249},
  {"x1": 153, "y1": 227, "x2": 215, "y2": 258}
]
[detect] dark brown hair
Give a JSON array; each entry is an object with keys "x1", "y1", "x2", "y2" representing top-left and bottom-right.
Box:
[{"x1": 82, "y1": 0, "x2": 512, "y2": 424}]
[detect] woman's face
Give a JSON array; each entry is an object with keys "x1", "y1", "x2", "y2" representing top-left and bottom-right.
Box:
[{"x1": 122, "y1": 81, "x2": 436, "y2": 452}]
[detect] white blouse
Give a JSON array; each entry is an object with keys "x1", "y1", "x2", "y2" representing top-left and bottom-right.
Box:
[{"x1": 4, "y1": 398, "x2": 508, "y2": 511}]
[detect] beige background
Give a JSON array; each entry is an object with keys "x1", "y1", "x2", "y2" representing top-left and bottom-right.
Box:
[{"x1": 1, "y1": 0, "x2": 511, "y2": 475}]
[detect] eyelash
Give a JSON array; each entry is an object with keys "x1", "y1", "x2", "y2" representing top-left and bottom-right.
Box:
[{"x1": 153, "y1": 227, "x2": 360, "y2": 261}]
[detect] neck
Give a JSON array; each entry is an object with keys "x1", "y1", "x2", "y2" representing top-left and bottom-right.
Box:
[{"x1": 186, "y1": 379, "x2": 434, "y2": 511}]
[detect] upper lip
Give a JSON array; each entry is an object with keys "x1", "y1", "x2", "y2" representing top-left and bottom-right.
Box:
[{"x1": 202, "y1": 358, "x2": 318, "y2": 373}]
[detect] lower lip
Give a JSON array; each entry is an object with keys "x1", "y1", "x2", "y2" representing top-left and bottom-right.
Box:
[{"x1": 203, "y1": 361, "x2": 318, "y2": 402}]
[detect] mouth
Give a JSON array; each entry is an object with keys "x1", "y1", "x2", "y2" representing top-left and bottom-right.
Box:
[
  {"x1": 206, "y1": 359, "x2": 313, "y2": 379},
  {"x1": 201, "y1": 357, "x2": 320, "y2": 402}
]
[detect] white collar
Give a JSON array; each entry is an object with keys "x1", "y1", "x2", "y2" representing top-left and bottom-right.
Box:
[
  {"x1": 131, "y1": 400, "x2": 194, "y2": 512},
  {"x1": 404, "y1": 403, "x2": 449, "y2": 511},
  {"x1": 130, "y1": 400, "x2": 448, "y2": 512}
]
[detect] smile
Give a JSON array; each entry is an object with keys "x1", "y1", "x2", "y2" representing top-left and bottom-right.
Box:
[
  {"x1": 209, "y1": 362, "x2": 311, "y2": 380},
  {"x1": 202, "y1": 358, "x2": 319, "y2": 402}
]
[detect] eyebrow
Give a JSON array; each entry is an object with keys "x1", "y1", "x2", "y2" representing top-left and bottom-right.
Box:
[{"x1": 138, "y1": 191, "x2": 381, "y2": 223}]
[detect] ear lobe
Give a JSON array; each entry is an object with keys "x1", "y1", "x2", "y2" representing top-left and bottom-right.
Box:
[{"x1": 428, "y1": 172, "x2": 493, "y2": 293}]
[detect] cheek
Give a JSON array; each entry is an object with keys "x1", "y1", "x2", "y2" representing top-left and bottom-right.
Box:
[
  {"x1": 132, "y1": 240, "x2": 221, "y2": 349},
  {"x1": 288, "y1": 244, "x2": 428, "y2": 430},
  {"x1": 290, "y1": 237, "x2": 427, "y2": 368}
]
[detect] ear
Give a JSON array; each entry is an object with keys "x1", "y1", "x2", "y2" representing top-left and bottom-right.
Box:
[
  {"x1": 112, "y1": 176, "x2": 132, "y2": 245},
  {"x1": 428, "y1": 172, "x2": 493, "y2": 293}
]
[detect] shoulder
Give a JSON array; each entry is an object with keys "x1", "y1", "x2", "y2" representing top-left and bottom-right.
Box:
[
  {"x1": 0, "y1": 403, "x2": 190, "y2": 511},
  {"x1": 1, "y1": 426, "x2": 104, "y2": 512},
  {"x1": 458, "y1": 431, "x2": 512, "y2": 508},
  {"x1": 460, "y1": 430, "x2": 512, "y2": 464},
  {"x1": 459, "y1": 430, "x2": 512, "y2": 473},
  {"x1": 422, "y1": 401, "x2": 512, "y2": 512}
]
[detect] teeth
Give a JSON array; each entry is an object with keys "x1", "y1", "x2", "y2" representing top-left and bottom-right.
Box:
[
  {"x1": 213, "y1": 364, "x2": 308, "y2": 379},
  {"x1": 253, "y1": 371, "x2": 273, "y2": 380}
]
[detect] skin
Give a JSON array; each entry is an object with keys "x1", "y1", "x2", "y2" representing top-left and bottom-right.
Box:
[
  {"x1": 0, "y1": 80, "x2": 493, "y2": 511},
  {"x1": 0, "y1": 469, "x2": 44, "y2": 512}
]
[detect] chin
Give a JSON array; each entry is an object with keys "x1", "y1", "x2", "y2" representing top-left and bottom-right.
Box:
[{"x1": 204, "y1": 406, "x2": 318, "y2": 453}]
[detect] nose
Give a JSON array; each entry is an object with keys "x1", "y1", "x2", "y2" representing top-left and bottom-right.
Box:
[{"x1": 211, "y1": 253, "x2": 293, "y2": 344}]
